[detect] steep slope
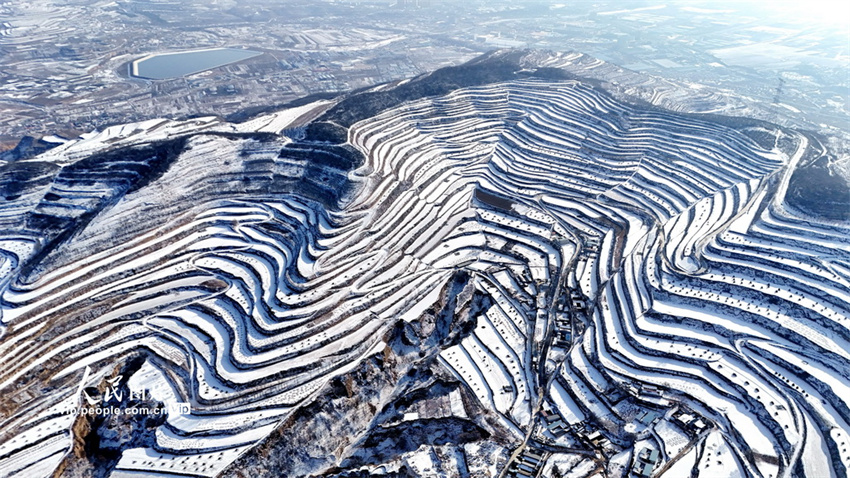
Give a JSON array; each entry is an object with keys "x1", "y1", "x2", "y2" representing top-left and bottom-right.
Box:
[{"x1": 0, "y1": 51, "x2": 847, "y2": 478}]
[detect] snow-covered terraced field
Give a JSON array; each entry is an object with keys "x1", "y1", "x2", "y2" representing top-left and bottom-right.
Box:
[{"x1": 0, "y1": 69, "x2": 846, "y2": 478}]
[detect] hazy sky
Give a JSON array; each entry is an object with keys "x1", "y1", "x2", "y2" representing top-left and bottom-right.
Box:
[{"x1": 664, "y1": 0, "x2": 850, "y2": 29}]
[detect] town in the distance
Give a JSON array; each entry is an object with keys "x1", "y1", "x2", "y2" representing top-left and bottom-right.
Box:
[{"x1": 1, "y1": 0, "x2": 847, "y2": 154}]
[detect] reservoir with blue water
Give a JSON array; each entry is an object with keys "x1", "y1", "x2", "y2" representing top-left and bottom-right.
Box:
[{"x1": 131, "y1": 48, "x2": 262, "y2": 80}]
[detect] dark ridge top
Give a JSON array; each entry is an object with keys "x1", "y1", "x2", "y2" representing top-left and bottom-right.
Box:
[
  {"x1": 300, "y1": 49, "x2": 782, "y2": 147},
  {"x1": 279, "y1": 142, "x2": 363, "y2": 171},
  {"x1": 301, "y1": 49, "x2": 595, "y2": 143},
  {"x1": 786, "y1": 154, "x2": 850, "y2": 221},
  {"x1": 14, "y1": 137, "x2": 189, "y2": 281},
  {"x1": 0, "y1": 136, "x2": 61, "y2": 162}
]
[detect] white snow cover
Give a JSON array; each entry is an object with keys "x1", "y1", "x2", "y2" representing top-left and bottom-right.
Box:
[{"x1": 0, "y1": 77, "x2": 847, "y2": 478}]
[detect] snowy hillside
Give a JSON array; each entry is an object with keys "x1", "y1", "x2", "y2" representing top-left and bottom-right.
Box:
[{"x1": 0, "y1": 51, "x2": 847, "y2": 478}]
